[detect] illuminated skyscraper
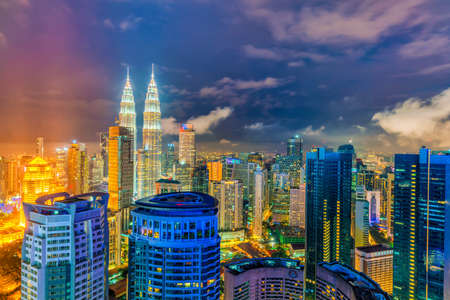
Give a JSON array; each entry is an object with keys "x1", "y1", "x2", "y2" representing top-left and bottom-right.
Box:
[
  {"x1": 108, "y1": 126, "x2": 133, "y2": 234},
  {"x1": 21, "y1": 193, "x2": 109, "y2": 300},
  {"x1": 207, "y1": 161, "x2": 223, "y2": 182},
  {"x1": 119, "y1": 67, "x2": 137, "y2": 177},
  {"x1": 89, "y1": 153, "x2": 104, "y2": 190},
  {"x1": 179, "y1": 123, "x2": 196, "y2": 166},
  {"x1": 136, "y1": 148, "x2": 150, "y2": 198},
  {"x1": 55, "y1": 147, "x2": 68, "y2": 190},
  {"x1": 142, "y1": 64, "x2": 162, "y2": 195},
  {"x1": 67, "y1": 142, "x2": 89, "y2": 195},
  {"x1": 21, "y1": 157, "x2": 55, "y2": 205},
  {"x1": 253, "y1": 168, "x2": 265, "y2": 238},
  {"x1": 209, "y1": 180, "x2": 243, "y2": 231},
  {"x1": 393, "y1": 148, "x2": 450, "y2": 300},
  {"x1": 163, "y1": 143, "x2": 175, "y2": 177},
  {"x1": 304, "y1": 147, "x2": 353, "y2": 299},
  {"x1": 35, "y1": 137, "x2": 44, "y2": 158},
  {"x1": 287, "y1": 135, "x2": 303, "y2": 158},
  {"x1": 289, "y1": 184, "x2": 305, "y2": 228}
]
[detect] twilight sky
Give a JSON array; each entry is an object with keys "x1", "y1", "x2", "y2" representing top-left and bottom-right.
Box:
[{"x1": 0, "y1": 0, "x2": 449, "y2": 155}]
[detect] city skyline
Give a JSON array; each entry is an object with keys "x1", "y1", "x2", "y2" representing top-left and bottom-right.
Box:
[{"x1": 1, "y1": 0, "x2": 449, "y2": 155}]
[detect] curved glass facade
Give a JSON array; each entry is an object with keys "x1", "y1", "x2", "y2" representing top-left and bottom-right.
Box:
[{"x1": 128, "y1": 192, "x2": 221, "y2": 300}]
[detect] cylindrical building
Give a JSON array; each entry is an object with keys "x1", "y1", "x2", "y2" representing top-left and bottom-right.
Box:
[{"x1": 128, "y1": 192, "x2": 221, "y2": 299}]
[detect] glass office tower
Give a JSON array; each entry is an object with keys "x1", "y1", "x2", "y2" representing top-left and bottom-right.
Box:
[
  {"x1": 393, "y1": 148, "x2": 450, "y2": 300},
  {"x1": 304, "y1": 147, "x2": 353, "y2": 299},
  {"x1": 128, "y1": 192, "x2": 221, "y2": 299}
]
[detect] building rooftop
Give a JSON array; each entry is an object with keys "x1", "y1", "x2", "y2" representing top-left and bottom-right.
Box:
[
  {"x1": 136, "y1": 192, "x2": 217, "y2": 210},
  {"x1": 225, "y1": 258, "x2": 303, "y2": 275},
  {"x1": 156, "y1": 178, "x2": 181, "y2": 184},
  {"x1": 320, "y1": 262, "x2": 390, "y2": 299},
  {"x1": 356, "y1": 244, "x2": 392, "y2": 253}
]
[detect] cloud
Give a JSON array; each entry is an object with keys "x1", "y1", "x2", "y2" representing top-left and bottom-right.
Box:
[
  {"x1": 164, "y1": 85, "x2": 191, "y2": 96},
  {"x1": 372, "y1": 88, "x2": 450, "y2": 147},
  {"x1": 161, "y1": 107, "x2": 233, "y2": 135},
  {"x1": 354, "y1": 125, "x2": 366, "y2": 132},
  {"x1": 199, "y1": 77, "x2": 284, "y2": 98},
  {"x1": 338, "y1": 116, "x2": 344, "y2": 121},
  {"x1": 104, "y1": 16, "x2": 143, "y2": 31},
  {"x1": 0, "y1": 32, "x2": 6, "y2": 48},
  {"x1": 103, "y1": 18, "x2": 115, "y2": 29},
  {"x1": 416, "y1": 63, "x2": 450, "y2": 75},
  {"x1": 245, "y1": 122, "x2": 264, "y2": 130},
  {"x1": 398, "y1": 35, "x2": 450, "y2": 58},
  {"x1": 243, "y1": 44, "x2": 282, "y2": 60},
  {"x1": 243, "y1": 0, "x2": 426, "y2": 44},
  {"x1": 243, "y1": 44, "x2": 329, "y2": 66},
  {"x1": 288, "y1": 61, "x2": 305, "y2": 68},
  {"x1": 219, "y1": 138, "x2": 231, "y2": 144},
  {"x1": 301, "y1": 125, "x2": 325, "y2": 136},
  {"x1": 119, "y1": 16, "x2": 143, "y2": 31}
]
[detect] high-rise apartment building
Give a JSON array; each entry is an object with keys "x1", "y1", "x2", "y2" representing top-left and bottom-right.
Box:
[
  {"x1": 367, "y1": 190, "x2": 380, "y2": 225},
  {"x1": 289, "y1": 184, "x2": 305, "y2": 228},
  {"x1": 207, "y1": 160, "x2": 223, "y2": 182},
  {"x1": 355, "y1": 245, "x2": 393, "y2": 295},
  {"x1": 253, "y1": 168, "x2": 265, "y2": 238},
  {"x1": 355, "y1": 185, "x2": 369, "y2": 248},
  {"x1": 136, "y1": 148, "x2": 150, "y2": 198},
  {"x1": 55, "y1": 147, "x2": 68, "y2": 190},
  {"x1": 304, "y1": 147, "x2": 353, "y2": 299},
  {"x1": 128, "y1": 192, "x2": 221, "y2": 299},
  {"x1": 393, "y1": 148, "x2": 450, "y2": 300},
  {"x1": 142, "y1": 65, "x2": 162, "y2": 196},
  {"x1": 179, "y1": 123, "x2": 196, "y2": 167},
  {"x1": 21, "y1": 193, "x2": 109, "y2": 300},
  {"x1": 89, "y1": 153, "x2": 104, "y2": 190},
  {"x1": 210, "y1": 180, "x2": 243, "y2": 231},
  {"x1": 67, "y1": 142, "x2": 89, "y2": 195}
]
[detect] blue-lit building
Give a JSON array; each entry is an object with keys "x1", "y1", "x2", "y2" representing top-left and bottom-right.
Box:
[
  {"x1": 128, "y1": 192, "x2": 221, "y2": 299},
  {"x1": 393, "y1": 148, "x2": 450, "y2": 300},
  {"x1": 21, "y1": 192, "x2": 109, "y2": 300},
  {"x1": 304, "y1": 147, "x2": 353, "y2": 299}
]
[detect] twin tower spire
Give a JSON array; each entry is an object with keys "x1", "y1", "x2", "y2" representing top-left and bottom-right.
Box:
[{"x1": 119, "y1": 64, "x2": 162, "y2": 196}]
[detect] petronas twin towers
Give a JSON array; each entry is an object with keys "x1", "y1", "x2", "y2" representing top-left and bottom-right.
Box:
[{"x1": 119, "y1": 65, "x2": 161, "y2": 197}]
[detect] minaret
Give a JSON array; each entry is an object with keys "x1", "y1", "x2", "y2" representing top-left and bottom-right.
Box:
[
  {"x1": 142, "y1": 63, "x2": 162, "y2": 195},
  {"x1": 119, "y1": 66, "x2": 137, "y2": 193}
]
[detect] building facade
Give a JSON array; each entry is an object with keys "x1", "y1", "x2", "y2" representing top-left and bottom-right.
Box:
[
  {"x1": 355, "y1": 245, "x2": 393, "y2": 295},
  {"x1": 224, "y1": 258, "x2": 304, "y2": 300},
  {"x1": 393, "y1": 148, "x2": 450, "y2": 300},
  {"x1": 21, "y1": 193, "x2": 109, "y2": 300},
  {"x1": 128, "y1": 192, "x2": 221, "y2": 299},
  {"x1": 289, "y1": 184, "x2": 306, "y2": 228},
  {"x1": 304, "y1": 147, "x2": 353, "y2": 299}
]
